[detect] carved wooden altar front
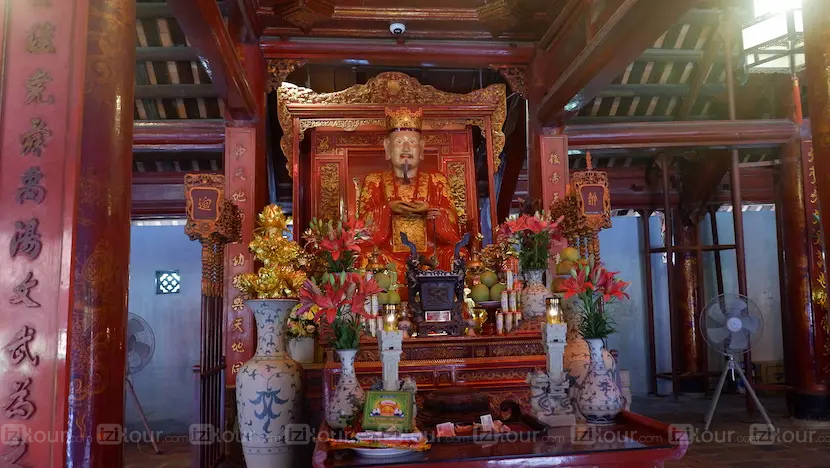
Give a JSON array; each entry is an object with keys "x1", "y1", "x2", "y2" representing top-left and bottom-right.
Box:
[
  {"x1": 277, "y1": 72, "x2": 506, "y2": 238},
  {"x1": 298, "y1": 335, "x2": 547, "y2": 431}
]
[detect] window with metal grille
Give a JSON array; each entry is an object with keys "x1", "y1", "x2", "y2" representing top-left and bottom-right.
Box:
[{"x1": 155, "y1": 270, "x2": 181, "y2": 294}]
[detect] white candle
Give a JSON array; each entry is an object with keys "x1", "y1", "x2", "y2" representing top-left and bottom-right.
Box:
[
  {"x1": 505, "y1": 311, "x2": 513, "y2": 332},
  {"x1": 500, "y1": 291, "x2": 509, "y2": 311},
  {"x1": 506, "y1": 270, "x2": 514, "y2": 290},
  {"x1": 496, "y1": 312, "x2": 504, "y2": 335},
  {"x1": 508, "y1": 291, "x2": 518, "y2": 312}
]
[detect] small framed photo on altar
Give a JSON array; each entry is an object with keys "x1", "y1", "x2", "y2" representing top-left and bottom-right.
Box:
[{"x1": 361, "y1": 391, "x2": 414, "y2": 433}]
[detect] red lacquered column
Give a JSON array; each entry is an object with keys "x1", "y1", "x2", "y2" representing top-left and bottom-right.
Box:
[
  {"x1": 670, "y1": 221, "x2": 707, "y2": 393},
  {"x1": 784, "y1": 24, "x2": 830, "y2": 417},
  {"x1": 64, "y1": 0, "x2": 135, "y2": 465}
]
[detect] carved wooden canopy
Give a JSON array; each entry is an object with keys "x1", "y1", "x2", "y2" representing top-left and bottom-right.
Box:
[{"x1": 276, "y1": 72, "x2": 507, "y2": 176}]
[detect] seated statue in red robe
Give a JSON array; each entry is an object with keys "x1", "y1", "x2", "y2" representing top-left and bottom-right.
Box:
[{"x1": 358, "y1": 107, "x2": 464, "y2": 279}]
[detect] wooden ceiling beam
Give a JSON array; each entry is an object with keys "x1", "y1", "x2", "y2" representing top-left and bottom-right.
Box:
[
  {"x1": 133, "y1": 120, "x2": 226, "y2": 152},
  {"x1": 135, "y1": 46, "x2": 201, "y2": 62},
  {"x1": 135, "y1": 84, "x2": 218, "y2": 99},
  {"x1": 637, "y1": 47, "x2": 735, "y2": 63},
  {"x1": 136, "y1": 2, "x2": 173, "y2": 19},
  {"x1": 529, "y1": 0, "x2": 701, "y2": 125},
  {"x1": 597, "y1": 83, "x2": 724, "y2": 98},
  {"x1": 260, "y1": 39, "x2": 535, "y2": 67},
  {"x1": 568, "y1": 115, "x2": 711, "y2": 124},
  {"x1": 599, "y1": 165, "x2": 775, "y2": 210},
  {"x1": 167, "y1": 0, "x2": 257, "y2": 121},
  {"x1": 565, "y1": 119, "x2": 798, "y2": 149},
  {"x1": 676, "y1": 25, "x2": 721, "y2": 120},
  {"x1": 132, "y1": 171, "x2": 221, "y2": 219},
  {"x1": 137, "y1": 1, "x2": 232, "y2": 19}
]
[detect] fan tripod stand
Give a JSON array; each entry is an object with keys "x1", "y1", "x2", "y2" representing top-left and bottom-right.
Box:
[
  {"x1": 127, "y1": 375, "x2": 161, "y2": 454},
  {"x1": 704, "y1": 355, "x2": 775, "y2": 432}
]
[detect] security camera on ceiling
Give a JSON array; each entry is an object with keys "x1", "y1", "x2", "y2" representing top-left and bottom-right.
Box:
[{"x1": 390, "y1": 23, "x2": 406, "y2": 35}]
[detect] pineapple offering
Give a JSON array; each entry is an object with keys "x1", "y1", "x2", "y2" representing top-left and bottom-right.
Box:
[{"x1": 237, "y1": 205, "x2": 308, "y2": 298}]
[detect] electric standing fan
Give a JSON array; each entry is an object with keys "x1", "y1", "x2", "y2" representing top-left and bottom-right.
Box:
[
  {"x1": 126, "y1": 314, "x2": 161, "y2": 454},
  {"x1": 701, "y1": 294, "x2": 775, "y2": 432}
]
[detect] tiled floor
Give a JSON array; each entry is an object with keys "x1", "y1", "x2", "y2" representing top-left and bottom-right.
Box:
[
  {"x1": 123, "y1": 440, "x2": 192, "y2": 468},
  {"x1": 125, "y1": 394, "x2": 830, "y2": 467},
  {"x1": 633, "y1": 394, "x2": 830, "y2": 468}
]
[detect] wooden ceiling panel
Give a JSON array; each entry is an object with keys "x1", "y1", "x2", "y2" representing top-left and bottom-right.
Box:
[{"x1": 257, "y1": 0, "x2": 551, "y2": 40}]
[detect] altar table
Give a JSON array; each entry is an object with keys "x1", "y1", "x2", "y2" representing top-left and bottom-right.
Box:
[
  {"x1": 301, "y1": 335, "x2": 549, "y2": 430},
  {"x1": 311, "y1": 412, "x2": 688, "y2": 468}
]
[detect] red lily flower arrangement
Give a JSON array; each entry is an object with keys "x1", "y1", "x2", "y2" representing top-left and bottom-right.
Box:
[
  {"x1": 299, "y1": 215, "x2": 381, "y2": 349},
  {"x1": 561, "y1": 255, "x2": 630, "y2": 339},
  {"x1": 497, "y1": 212, "x2": 565, "y2": 271},
  {"x1": 304, "y1": 216, "x2": 372, "y2": 271},
  {"x1": 562, "y1": 256, "x2": 630, "y2": 301},
  {"x1": 298, "y1": 272, "x2": 383, "y2": 324}
]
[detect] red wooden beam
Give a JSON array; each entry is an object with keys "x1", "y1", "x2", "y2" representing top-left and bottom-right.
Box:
[
  {"x1": 132, "y1": 171, "x2": 220, "y2": 218},
  {"x1": 167, "y1": 0, "x2": 257, "y2": 121},
  {"x1": 496, "y1": 102, "x2": 527, "y2": 223},
  {"x1": 133, "y1": 120, "x2": 226, "y2": 151},
  {"x1": 565, "y1": 119, "x2": 798, "y2": 150},
  {"x1": 260, "y1": 39, "x2": 535, "y2": 68},
  {"x1": 603, "y1": 165, "x2": 775, "y2": 209},
  {"x1": 529, "y1": 0, "x2": 701, "y2": 125}
]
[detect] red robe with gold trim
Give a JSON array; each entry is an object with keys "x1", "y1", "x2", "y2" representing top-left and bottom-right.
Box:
[{"x1": 359, "y1": 171, "x2": 462, "y2": 279}]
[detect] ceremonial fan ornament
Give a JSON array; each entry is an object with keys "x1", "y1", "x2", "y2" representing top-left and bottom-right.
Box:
[
  {"x1": 126, "y1": 313, "x2": 161, "y2": 454},
  {"x1": 700, "y1": 294, "x2": 775, "y2": 433}
]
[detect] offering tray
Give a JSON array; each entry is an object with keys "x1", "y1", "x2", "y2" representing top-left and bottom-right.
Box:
[{"x1": 426, "y1": 419, "x2": 545, "y2": 444}]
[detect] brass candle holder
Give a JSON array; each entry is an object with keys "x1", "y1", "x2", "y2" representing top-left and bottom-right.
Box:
[
  {"x1": 545, "y1": 297, "x2": 563, "y2": 325},
  {"x1": 383, "y1": 304, "x2": 399, "y2": 332}
]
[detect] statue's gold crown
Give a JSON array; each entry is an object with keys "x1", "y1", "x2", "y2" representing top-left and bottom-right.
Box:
[{"x1": 385, "y1": 107, "x2": 423, "y2": 133}]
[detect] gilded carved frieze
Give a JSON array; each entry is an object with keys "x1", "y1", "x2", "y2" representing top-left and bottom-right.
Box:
[
  {"x1": 446, "y1": 162, "x2": 469, "y2": 228},
  {"x1": 318, "y1": 163, "x2": 341, "y2": 220},
  {"x1": 266, "y1": 59, "x2": 306, "y2": 92},
  {"x1": 277, "y1": 72, "x2": 506, "y2": 175}
]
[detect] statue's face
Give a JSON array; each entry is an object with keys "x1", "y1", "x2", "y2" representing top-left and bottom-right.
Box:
[{"x1": 383, "y1": 130, "x2": 425, "y2": 172}]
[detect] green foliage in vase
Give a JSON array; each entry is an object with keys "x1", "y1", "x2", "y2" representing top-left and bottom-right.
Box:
[
  {"x1": 330, "y1": 316, "x2": 362, "y2": 350},
  {"x1": 496, "y1": 212, "x2": 564, "y2": 272},
  {"x1": 577, "y1": 298, "x2": 617, "y2": 339},
  {"x1": 562, "y1": 255, "x2": 630, "y2": 340}
]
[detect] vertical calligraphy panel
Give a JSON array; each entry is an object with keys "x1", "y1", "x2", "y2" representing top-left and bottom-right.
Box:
[
  {"x1": 0, "y1": 1, "x2": 88, "y2": 466},
  {"x1": 537, "y1": 133, "x2": 569, "y2": 208},
  {"x1": 801, "y1": 140, "x2": 830, "y2": 383},
  {"x1": 224, "y1": 127, "x2": 257, "y2": 386}
]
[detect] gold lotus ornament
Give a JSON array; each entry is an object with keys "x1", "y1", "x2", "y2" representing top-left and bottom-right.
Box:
[{"x1": 238, "y1": 205, "x2": 307, "y2": 299}]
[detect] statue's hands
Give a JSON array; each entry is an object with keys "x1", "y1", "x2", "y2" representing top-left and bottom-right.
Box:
[
  {"x1": 407, "y1": 201, "x2": 430, "y2": 214},
  {"x1": 391, "y1": 200, "x2": 430, "y2": 215},
  {"x1": 390, "y1": 200, "x2": 413, "y2": 215}
]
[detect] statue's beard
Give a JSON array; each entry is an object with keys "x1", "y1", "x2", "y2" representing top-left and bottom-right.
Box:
[{"x1": 402, "y1": 162, "x2": 411, "y2": 184}]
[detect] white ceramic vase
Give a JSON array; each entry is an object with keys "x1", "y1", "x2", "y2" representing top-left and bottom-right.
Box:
[
  {"x1": 326, "y1": 348, "x2": 365, "y2": 429},
  {"x1": 520, "y1": 269, "x2": 552, "y2": 317},
  {"x1": 575, "y1": 338, "x2": 623, "y2": 425},
  {"x1": 237, "y1": 299, "x2": 302, "y2": 468},
  {"x1": 288, "y1": 336, "x2": 315, "y2": 364},
  {"x1": 562, "y1": 297, "x2": 616, "y2": 391}
]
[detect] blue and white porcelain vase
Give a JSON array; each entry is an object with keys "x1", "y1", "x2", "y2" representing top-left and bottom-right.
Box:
[
  {"x1": 575, "y1": 338, "x2": 623, "y2": 425},
  {"x1": 237, "y1": 299, "x2": 301, "y2": 468},
  {"x1": 562, "y1": 297, "x2": 616, "y2": 392},
  {"x1": 520, "y1": 269, "x2": 552, "y2": 318},
  {"x1": 326, "y1": 348, "x2": 365, "y2": 429}
]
